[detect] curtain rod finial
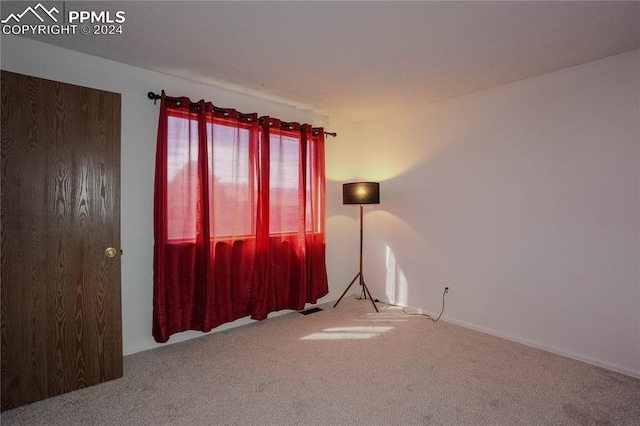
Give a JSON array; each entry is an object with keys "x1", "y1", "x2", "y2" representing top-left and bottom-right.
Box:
[{"x1": 148, "y1": 92, "x2": 160, "y2": 105}]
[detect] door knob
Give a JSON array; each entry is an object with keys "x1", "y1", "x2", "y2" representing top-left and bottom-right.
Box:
[{"x1": 104, "y1": 247, "x2": 117, "y2": 258}]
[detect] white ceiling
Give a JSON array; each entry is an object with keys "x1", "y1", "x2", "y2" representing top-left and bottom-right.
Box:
[{"x1": 10, "y1": 1, "x2": 640, "y2": 121}]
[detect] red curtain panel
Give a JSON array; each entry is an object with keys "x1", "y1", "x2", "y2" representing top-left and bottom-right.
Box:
[{"x1": 153, "y1": 92, "x2": 328, "y2": 343}]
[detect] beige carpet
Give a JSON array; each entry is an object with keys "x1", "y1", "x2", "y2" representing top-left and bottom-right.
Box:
[{"x1": 2, "y1": 296, "x2": 639, "y2": 425}]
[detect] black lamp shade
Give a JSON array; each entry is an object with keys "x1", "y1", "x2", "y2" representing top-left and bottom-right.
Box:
[{"x1": 343, "y1": 182, "x2": 380, "y2": 205}]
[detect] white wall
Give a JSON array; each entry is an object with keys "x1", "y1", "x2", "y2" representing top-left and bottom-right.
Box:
[
  {"x1": 324, "y1": 117, "x2": 363, "y2": 301},
  {"x1": 1, "y1": 35, "x2": 350, "y2": 355},
  {"x1": 357, "y1": 50, "x2": 640, "y2": 377},
  {"x1": 3, "y1": 35, "x2": 638, "y2": 378}
]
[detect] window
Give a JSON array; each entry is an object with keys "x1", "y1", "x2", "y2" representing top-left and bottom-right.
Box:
[{"x1": 165, "y1": 112, "x2": 322, "y2": 242}]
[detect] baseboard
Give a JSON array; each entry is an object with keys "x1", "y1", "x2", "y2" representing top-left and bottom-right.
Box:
[
  {"x1": 440, "y1": 316, "x2": 640, "y2": 379},
  {"x1": 124, "y1": 315, "x2": 260, "y2": 356},
  {"x1": 125, "y1": 294, "x2": 639, "y2": 379},
  {"x1": 373, "y1": 297, "x2": 640, "y2": 379},
  {"x1": 123, "y1": 298, "x2": 342, "y2": 356}
]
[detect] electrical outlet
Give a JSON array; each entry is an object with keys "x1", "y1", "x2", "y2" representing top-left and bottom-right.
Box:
[{"x1": 444, "y1": 286, "x2": 450, "y2": 295}]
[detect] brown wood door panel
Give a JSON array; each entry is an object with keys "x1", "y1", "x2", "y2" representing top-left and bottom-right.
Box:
[{"x1": 1, "y1": 70, "x2": 123, "y2": 410}]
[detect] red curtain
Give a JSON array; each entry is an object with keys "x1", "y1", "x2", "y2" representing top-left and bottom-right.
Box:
[{"x1": 153, "y1": 92, "x2": 328, "y2": 343}]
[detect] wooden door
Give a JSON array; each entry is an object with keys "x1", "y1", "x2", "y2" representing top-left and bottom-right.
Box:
[{"x1": 1, "y1": 71, "x2": 123, "y2": 410}]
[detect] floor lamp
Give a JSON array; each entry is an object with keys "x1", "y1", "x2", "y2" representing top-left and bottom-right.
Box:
[{"x1": 334, "y1": 182, "x2": 380, "y2": 312}]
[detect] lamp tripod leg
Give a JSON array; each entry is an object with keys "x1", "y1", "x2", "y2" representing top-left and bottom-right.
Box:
[
  {"x1": 359, "y1": 275, "x2": 379, "y2": 312},
  {"x1": 333, "y1": 272, "x2": 361, "y2": 308},
  {"x1": 333, "y1": 272, "x2": 379, "y2": 312}
]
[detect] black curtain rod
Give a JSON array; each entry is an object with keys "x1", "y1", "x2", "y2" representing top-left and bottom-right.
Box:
[{"x1": 147, "y1": 92, "x2": 337, "y2": 137}]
